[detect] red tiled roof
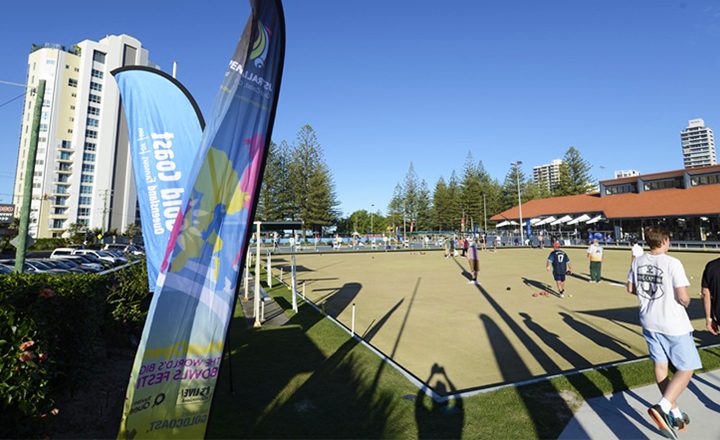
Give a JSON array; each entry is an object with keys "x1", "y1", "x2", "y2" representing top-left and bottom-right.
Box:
[{"x1": 490, "y1": 185, "x2": 720, "y2": 221}]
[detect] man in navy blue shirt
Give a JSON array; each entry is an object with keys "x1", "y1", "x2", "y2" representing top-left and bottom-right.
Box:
[{"x1": 546, "y1": 241, "x2": 572, "y2": 298}]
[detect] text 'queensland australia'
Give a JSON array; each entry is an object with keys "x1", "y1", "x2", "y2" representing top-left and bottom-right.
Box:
[{"x1": 138, "y1": 129, "x2": 184, "y2": 235}]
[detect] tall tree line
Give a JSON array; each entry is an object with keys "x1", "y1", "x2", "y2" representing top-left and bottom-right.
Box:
[{"x1": 257, "y1": 124, "x2": 340, "y2": 232}]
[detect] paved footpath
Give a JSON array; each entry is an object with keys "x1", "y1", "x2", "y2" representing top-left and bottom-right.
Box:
[{"x1": 560, "y1": 370, "x2": 720, "y2": 439}]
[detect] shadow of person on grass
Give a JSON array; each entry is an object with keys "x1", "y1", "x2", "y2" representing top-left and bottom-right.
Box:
[
  {"x1": 520, "y1": 313, "x2": 655, "y2": 437},
  {"x1": 415, "y1": 363, "x2": 464, "y2": 439},
  {"x1": 559, "y1": 312, "x2": 636, "y2": 359}
]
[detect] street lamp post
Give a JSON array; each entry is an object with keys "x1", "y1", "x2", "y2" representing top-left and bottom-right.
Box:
[
  {"x1": 511, "y1": 161, "x2": 524, "y2": 246},
  {"x1": 371, "y1": 204, "x2": 374, "y2": 235}
]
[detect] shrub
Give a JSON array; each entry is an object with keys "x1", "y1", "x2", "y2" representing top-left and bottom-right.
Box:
[
  {"x1": 0, "y1": 305, "x2": 53, "y2": 437},
  {"x1": 0, "y1": 261, "x2": 150, "y2": 436}
]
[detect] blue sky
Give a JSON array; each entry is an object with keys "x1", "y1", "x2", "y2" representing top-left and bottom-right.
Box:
[{"x1": 1, "y1": 1, "x2": 719, "y2": 216}]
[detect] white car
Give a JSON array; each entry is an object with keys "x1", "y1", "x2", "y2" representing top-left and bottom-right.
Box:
[{"x1": 73, "y1": 249, "x2": 119, "y2": 265}]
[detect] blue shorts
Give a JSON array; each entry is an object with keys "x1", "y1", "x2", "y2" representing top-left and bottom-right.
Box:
[
  {"x1": 642, "y1": 329, "x2": 702, "y2": 371},
  {"x1": 553, "y1": 273, "x2": 566, "y2": 282}
]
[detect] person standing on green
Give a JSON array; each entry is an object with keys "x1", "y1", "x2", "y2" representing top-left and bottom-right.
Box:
[{"x1": 587, "y1": 238, "x2": 603, "y2": 283}]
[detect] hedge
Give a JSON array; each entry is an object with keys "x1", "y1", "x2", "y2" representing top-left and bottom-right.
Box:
[{"x1": 0, "y1": 261, "x2": 150, "y2": 437}]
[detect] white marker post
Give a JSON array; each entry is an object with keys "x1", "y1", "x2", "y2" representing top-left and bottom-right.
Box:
[
  {"x1": 243, "y1": 248, "x2": 250, "y2": 301},
  {"x1": 291, "y1": 246, "x2": 298, "y2": 312},
  {"x1": 351, "y1": 303, "x2": 356, "y2": 337},
  {"x1": 280, "y1": 267, "x2": 283, "y2": 283},
  {"x1": 266, "y1": 251, "x2": 272, "y2": 288},
  {"x1": 302, "y1": 281, "x2": 306, "y2": 299},
  {"x1": 253, "y1": 221, "x2": 261, "y2": 328}
]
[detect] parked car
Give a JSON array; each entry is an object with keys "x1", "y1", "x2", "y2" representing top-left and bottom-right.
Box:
[
  {"x1": 103, "y1": 249, "x2": 128, "y2": 264},
  {"x1": 59, "y1": 256, "x2": 104, "y2": 272},
  {"x1": 73, "y1": 249, "x2": 121, "y2": 265},
  {"x1": 0, "y1": 259, "x2": 65, "y2": 274},
  {"x1": 0, "y1": 264, "x2": 12, "y2": 274},
  {"x1": 40, "y1": 258, "x2": 85, "y2": 274},
  {"x1": 50, "y1": 247, "x2": 76, "y2": 259},
  {"x1": 26, "y1": 259, "x2": 68, "y2": 274}
]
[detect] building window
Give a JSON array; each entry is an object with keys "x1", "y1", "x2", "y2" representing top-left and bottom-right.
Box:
[
  {"x1": 32, "y1": 183, "x2": 41, "y2": 189},
  {"x1": 83, "y1": 153, "x2": 95, "y2": 162},
  {"x1": 82, "y1": 163, "x2": 95, "y2": 172},
  {"x1": 80, "y1": 174, "x2": 94, "y2": 183},
  {"x1": 55, "y1": 196, "x2": 68, "y2": 205},
  {"x1": 80, "y1": 185, "x2": 92, "y2": 194},
  {"x1": 84, "y1": 142, "x2": 96, "y2": 152},
  {"x1": 87, "y1": 106, "x2": 100, "y2": 116},
  {"x1": 61, "y1": 140, "x2": 72, "y2": 149},
  {"x1": 606, "y1": 183, "x2": 637, "y2": 195},
  {"x1": 86, "y1": 118, "x2": 99, "y2": 127},
  {"x1": 68, "y1": 78, "x2": 78, "y2": 87},
  {"x1": 67, "y1": 129, "x2": 73, "y2": 134},
  {"x1": 77, "y1": 218, "x2": 88, "y2": 226},
  {"x1": 85, "y1": 130, "x2": 97, "y2": 139},
  {"x1": 90, "y1": 82, "x2": 102, "y2": 92},
  {"x1": 46, "y1": 59, "x2": 55, "y2": 65},
  {"x1": 91, "y1": 69, "x2": 103, "y2": 79},
  {"x1": 88, "y1": 94, "x2": 101, "y2": 104},
  {"x1": 93, "y1": 51, "x2": 106, "y2": 64},
  {"x1": 691, "y1": 174, "x2": 720, "y2": 187},
  {"x1": 78, "y1": 208, "x2": 90, "y2": 217},
  {"x1": 59, "y1": 152, "x2": 72, "y2": 160},
  {"x1": 52, "y1": 219, "x2": 65, "y2": 229},
  {"x1": 644, "y1": 178, "x2": 683, "y2": 191},
  {"x1": 79, "y1": 196, "x2": 92, "y2": 206},
  {"x1": 53, "y1": 207, "x2": 67, "y2": 215},
  {"x1": 39, "y1": 123, "x2": 48, "y2": 132}
]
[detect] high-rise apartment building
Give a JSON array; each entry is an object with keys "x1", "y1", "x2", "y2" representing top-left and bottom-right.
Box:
[
  {"x1": 13, "y1": 35, "x2": 151, "y2": 238},
  {"x1": 533, "y1": 159, "x2": 563, "y2": 192},
  {"x1": 681, "y1": 118, "x2": 716, "y2": 169}
]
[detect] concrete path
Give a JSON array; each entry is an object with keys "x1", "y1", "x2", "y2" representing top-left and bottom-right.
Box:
[{"x1": 560, "y1": 370, "x2": 720, "y2": 439}]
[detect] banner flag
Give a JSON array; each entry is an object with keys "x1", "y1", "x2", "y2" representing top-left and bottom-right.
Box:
[
  {"x1": 117, "y1": 1, "x2": 285, "y2": 438},
  {"x1": 112, "y1": 67, "x2": 205, "y2": 291}
]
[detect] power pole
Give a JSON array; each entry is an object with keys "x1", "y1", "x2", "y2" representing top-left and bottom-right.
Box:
[{"x1": 15, "y1": 80, "x2": 45, "y2": 273}]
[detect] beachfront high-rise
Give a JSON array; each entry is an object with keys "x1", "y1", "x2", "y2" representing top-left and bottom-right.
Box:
[
  {"x1": 681, "y1": 118, "x2": 716, "y2": 169},
  {"x1": 532, "y1": 159, "x2": 563, "y2": 192},
  {"x1": 13, "y1": 35, "x2": 151, "y2": 238}
]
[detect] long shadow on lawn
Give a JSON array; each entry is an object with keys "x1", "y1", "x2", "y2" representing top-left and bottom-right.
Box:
[
  {"x1": 559, "y1": 312, "x2": 636, "y2": 359},
  {"x1": 450, "y1": 258, "x2": 576, "y2": 437},
  {"x1": 520, "y1": 313, "x2": 655, "y2": 437},
  {"x1": 209, "y1": 293, "x2": 404, "y2": 438},
  {"x1": 522, "y1": 277, "x2": 560, "y2": 297},
  {"x1": 480, "y1": 314, "x2": 581, "y2": 438}
]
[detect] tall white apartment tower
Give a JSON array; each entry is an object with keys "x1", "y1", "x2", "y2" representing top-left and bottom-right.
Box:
[
  {"x1": 13, "y1": 35, "x2": 151, "y2": 238},
  {"x1": 681, "y1": 119, "x2": 716, "y2": 169},
  {"x1": 532, "y1": 159, "x2": 563, "y2": 192}
]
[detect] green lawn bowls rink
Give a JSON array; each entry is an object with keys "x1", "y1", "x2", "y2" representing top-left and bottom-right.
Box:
[{"x1": 286, "y1": 247, "x2": 718, "y2": 394}]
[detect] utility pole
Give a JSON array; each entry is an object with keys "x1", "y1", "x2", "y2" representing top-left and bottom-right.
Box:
[
  {"x1": 483, "y1": 193, "x2": 488, "y2": 233},
  {"x1": 101, "y1": 189, "x2": 112, "y2": 232},
  {"x1": 15, "y1": 80, "x2": 45, "y2": 273}
]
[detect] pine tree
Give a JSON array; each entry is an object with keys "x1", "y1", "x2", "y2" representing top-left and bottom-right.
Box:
[
  {"x1": 432, "y1": 177, "x2": 449, "y2": 230},
  {"x1": 258, "y1": 141, "x2": 293, "y2": 221},
  {"x1": 461, "y1": 152, "x2": 483, "y2": 228},
  {"x1": 446, "y1": 170, "x2": 462, "y2": 231},
  {"x1": 555, "y1": 146, "x2": 594, "y2": 196},
  {"x1": 501, "y1": 163, "x2": 529, "y2": 211},
  {"x1": 416, "y1": 180, "x2": 432, "y2": 231},
  {"x1": 287, "y1": 124, "x2": 339, "y2": 231},
  {"x1": 387, "y1": 183, "x2": 404, "y2": 231}
]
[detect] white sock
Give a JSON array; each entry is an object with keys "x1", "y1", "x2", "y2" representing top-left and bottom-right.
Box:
[
  {"x1": 658, "y1": 398, "x2": 672, "y2": 413},
  {"x1": 671, "y1": 407, "x2": 682, "y2": 418}
]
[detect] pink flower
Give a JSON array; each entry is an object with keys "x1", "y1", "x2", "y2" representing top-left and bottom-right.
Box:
[
  {"x1": 19, "y1": 340, "x2": 34, "y2": 351},
  {"x1": 19, "y1": 351, "x2": 34, "y2": 362},
  {"x1": 38, "y1": 288, "x2": 55, "y2": 299}
]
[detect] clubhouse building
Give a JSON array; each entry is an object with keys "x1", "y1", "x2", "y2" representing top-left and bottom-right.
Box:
[{"x1": 491, "y1": 164, "x2": 720, "y2": 243}]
